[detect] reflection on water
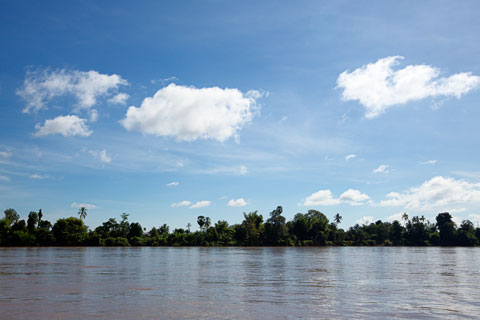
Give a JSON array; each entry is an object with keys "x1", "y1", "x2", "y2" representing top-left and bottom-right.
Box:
[{"x1": 1, "y1": 247, "x2": 479, "y2": 319}]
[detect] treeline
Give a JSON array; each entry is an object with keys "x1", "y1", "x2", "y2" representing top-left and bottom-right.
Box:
[{"x1": 1, "y1": 206, "x2": 480, "y2": 247}]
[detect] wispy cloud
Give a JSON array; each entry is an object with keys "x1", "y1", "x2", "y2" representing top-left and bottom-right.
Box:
[
  {"x1": 17, "y1": 68, "x2": 128, "y2": 113},
  {"x1": 171, "y1": 200, "x2": 191, "y2": 207},
  {"x1": 71, "y1": 202, "x2": 97, "y2": 209},
  {"x1": 29, "y1": 173, "x2": 49, "y2": 179},
  {"x1": 373, "y1": 164, "x2": 389, "y2": 174},
  {"x1": 190, "y1": 200, "x2": 211, "y2": 209},
  {"x1": 420, "y1": 160, "x2": 437, "y2": 165},
  {"x1": 166, "y1": 181, "x2": 179, "y2": 187},
  {"x1": 345, "y1": 154, "x2": 356, "y2": 160}
]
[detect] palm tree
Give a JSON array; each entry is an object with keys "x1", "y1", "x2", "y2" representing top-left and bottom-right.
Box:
[
  {"x1": 205, "y1": 217, "x2": 211, "y2": 229},
  {"x1": 78, "y1": 207, "x2": 87, "y2": 220},
  {"x1": 402, "y1": 213, "x2": 409, "y2": 226},
  {"x1": 334, "y1": 213, "x2": 342, "y2": 225},
  {"x1": 186, "y1": 223, "x2": 191, "y2": 233}
]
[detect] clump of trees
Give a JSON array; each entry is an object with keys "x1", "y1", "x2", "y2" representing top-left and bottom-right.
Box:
[{"x1": 1, "y1": 206, "x2": 479, "y2": 247}]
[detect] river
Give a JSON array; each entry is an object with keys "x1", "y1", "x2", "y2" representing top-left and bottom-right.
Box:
[{"x1": 1, "y1": 247, "x2": 479, "y2": 319}]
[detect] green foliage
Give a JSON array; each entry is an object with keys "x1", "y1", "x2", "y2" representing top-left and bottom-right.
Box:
[
  {"x1": 52, "y1": 217, "x2": 88, "y2": 246},
  {"x1": 1, "y1": 207, "x2": 480, "y2": 247}
]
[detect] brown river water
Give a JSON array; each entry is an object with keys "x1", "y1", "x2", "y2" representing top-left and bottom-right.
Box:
[{"x1": 1, "y1": 247, "x2": 479, "y2": 319}]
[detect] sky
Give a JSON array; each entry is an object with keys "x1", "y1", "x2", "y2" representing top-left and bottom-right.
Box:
[{"x1": 1, "y1": 0, "x2": 480, "y2": 230}]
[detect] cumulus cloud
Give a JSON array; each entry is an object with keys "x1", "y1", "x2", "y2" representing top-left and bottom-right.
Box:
[
  {"x1": 89, "y1": 149, "x2": 112, "y2": 164},
  {"x1": 108, "y1": 93, "x2": 129, "y2": 105},
  {"x1": 345, "y1": 154, "x2": 356, "y2": 160},
  {"x1": 171, "y1": 200, "x2": 191, "y2": 207},
  {"x1": 71, "y1": 202, "x2": 97, "y2": 209},
  {"x1": 29, "y1": 173, "x2": 49, "y2": 179},
  {"x1": 373, "y1": 164, "x2": 389, "y2": 174},
  {"x1": 337, "y1": 56, "x2": 480, "y2": 119},
  {"x1": 190, "y1": 200, "x2": 211, "y2": 209},
  {"x1": 166, "y1": 181, "x2": 179, "y2": 187},
  {"x1": 301, "y1": 188, "x2": 370, "y2": 206},
  {"x1": 35, "y1": 115, "x2": 92, "y2": 137},
  {"x1": 378, "y1": 176, "x2": 480, "y2": 211},
  {"x1": 120, "y1": 84, "x2": 262, "y2": 142},
  {"x1": 356, "y1": 216, "x2": 374, "y2": 225},
  {"x1": 228, "y1": 198, "x2": 247, "y2": 207},
  {"x1": 17, "y1": 68, "x2": 128, "y2": 113}
]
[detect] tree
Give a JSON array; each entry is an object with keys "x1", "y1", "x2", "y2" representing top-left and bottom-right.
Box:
[
  {"x1": 402, "y1": 213, "x2": 409, "y2": 226},
  {"x1": 27, "y1": 211, "x2": 39, "y2": 234},
  {"x1": 436, "y1": 212, "x2": 456, "y2": 245},
  {"x1": 186, "y1": 223, "x2": 191, "y2": 233},
  {"x1": 78, "y1": 207, "x2": 87, "y2": 220},
  {"x1": 205, "y1": 217, "x2": 211, "y2": 229},
  {"x1": 334, "y1": 213, "x2": 342, "y2": 225},
  {"x1": 4, "y1": 208, "x2": 19, "y2": 226},
  {"x1": 265, "y1": 206, "x2": 287, "y2": 245},
  {"x1": 197, "y1": 216, "x2": 206, "y2": 231},
  {"x1": 52, "y1": 217, "x2": 88, "y2": 245}
]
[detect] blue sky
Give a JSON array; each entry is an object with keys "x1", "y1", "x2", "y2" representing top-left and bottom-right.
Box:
[{"x1": 1, "y1": 0, "x2": 480, "y2": 230}]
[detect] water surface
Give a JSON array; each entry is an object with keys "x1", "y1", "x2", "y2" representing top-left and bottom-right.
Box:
[{"x1": 1, "y1": 247, "x2": 479, "y2": 319}]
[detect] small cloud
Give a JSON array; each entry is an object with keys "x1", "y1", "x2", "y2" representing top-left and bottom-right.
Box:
[
  {"x1": 29, "y1": 173, "x2": 49, "y2": 179},
  {"x1": 278, "y1": 116, "x2": 287, "y2": 124},
  {"x1": 190, "y1": 200, "x2": 211, "y2": 209},
  {"x1": 301, "y1": 188, "x2": 370, "y2": 207},
  {"x1": 0, "y1": 151, "x2": 12, "y2": 158},
  {"x1": 89, "y1": 149, "x2": 112, "y2": 164},
  {"x1": 420, "y1": 160, "x2": 437, "y2": 165},
  {"x1": 356, "y1": 216, "x2": 374, "y2": 225},
  {"x1": 171, "y1": 200, "x2": 191, "y2": 207},
  {"x1": 35, "y1": 115, "x2": 92, "y2": 137},
  {"x1": 108, "y1": 92, "x2": 129, "y2": 105},
  {"x1": 228, "y1": 198, "x2": 247, "y2": 207},
  {"x1": 166, "y1": 181, "x2": 179, "y2": 187},
  {"x1": 239, "y1": 165, "x2": 248, "y2": 176},
  {"x1": 373, "y1": 164, "x2": 389, "y2": 174},
  {"x1": 345, "y1": 154, "x2": 356, "y2": 160},
  {"x1": 71, "y1": 202, "x2": 97, "y2": 209},
  {"x1": 0, "y1": 175, "x2": 10, "y2": 182}
]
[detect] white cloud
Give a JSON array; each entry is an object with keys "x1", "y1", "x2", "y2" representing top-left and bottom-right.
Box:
[
  {"x1": 302, "y1": 188, "x2": 370, "y2": 206},
  {"x1": 356, "y1": 216, "x2": 374, "y2": 225},
  {"x1": 120, "y1": 84, "x2": 262, "y2": 142},
  {"x1": 379, "y1": 176, "x2": 480, "y2": 211},
  {"x1": 345, "y1": 154, "x2": 356, "y2": 160},
  {"x1": 90, "y1": 149, "x2": 111, "y2": 164},
  {"x1": 166, "y1": 181, "x2": 179, "y2": 187},
  {"x1": 171, "y1": 200, "x2": 191, "y2": 207},
  {"x1": 190, "y1": 200, "x2": 211, "y2": 209},
  {"x1": 373, "y1": 164, "x2": 389, "y2": 174},
  {"x1": 35, "y1": 115, "x2": 92, "y2": 137},
  {"x1": 239, "y1": 165, "x2": 248, "y2": 175},
  {"x1": 228, "y1": 198, "x2": 247, "y2": 207},
  {"x1": 108, "y1": 92, "x2": 129, "y2": 105},
  {"x1": 202, "y1": 165, "x2": 248, "y2": 176},
  {"x1": 71, "y1": 202, "x2": 97, "y2": 209},
  {"x1": 339, "y1": 189, "x2": 370, "y2": 205},
  {"x1": 0, "y1": 151, "x2": 12, "y2": 158},
  {"x1": 420, "y1": 160, "x2": 437, "y2": 165},
  {"x1": 302, "y1": 189, "x2": 341, "y2": 206},
  {"x1": 386, "y1": 212, "x2": 406, "y2": 222},
  {"x1": 337, "y1": 56, "x2": 480, "y2": 119},
  {"x1": 29, "y1": 173, "x2": 49, "y2": 179},
  {"x1": 17, "y1": 68, "x2": 128, "y2": 113},
  {"x1": 0, "y1": 175, "x2": 10, "y2": 182}
]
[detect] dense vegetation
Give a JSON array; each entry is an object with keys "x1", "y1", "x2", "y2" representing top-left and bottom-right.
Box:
[{"x1": 1, "y1": 206, "x2": 479, "y2": 247}]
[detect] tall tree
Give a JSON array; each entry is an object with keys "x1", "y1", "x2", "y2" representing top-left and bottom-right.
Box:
[
  {"x1": 334, "y1": 213, "x2": 342, "y2": 225},
  {"x1": 4, "y1": 208, "x2": 19, "y2": 226},
  {"x1": 78, "y1": 207, "x2": 87, "y2": 220}
]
